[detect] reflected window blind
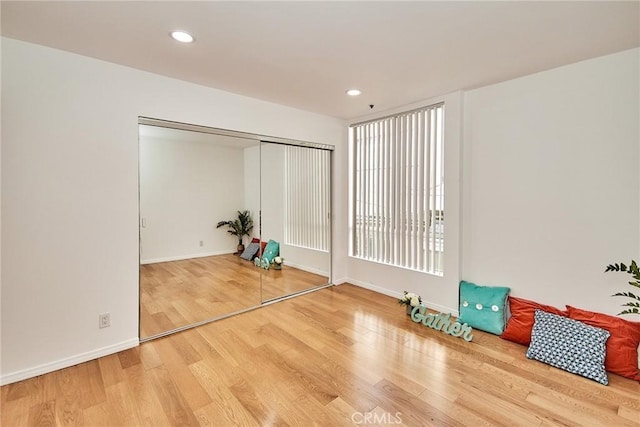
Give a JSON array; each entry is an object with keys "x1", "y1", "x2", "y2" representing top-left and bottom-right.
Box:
[
  {"x1": 284, "y1": 146, "x2": 330, "y2": 252},
  {"x1": 350, "y1": 103, "x2": 444, "y2": 275}
]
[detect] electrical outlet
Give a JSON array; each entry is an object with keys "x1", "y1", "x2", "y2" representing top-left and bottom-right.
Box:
[
  {"x1": 199, "y1": 240, "x2": 204, "y2": 247},
  {"x1": 99, "y1": 313, "x2": 111, "y2": 329}
]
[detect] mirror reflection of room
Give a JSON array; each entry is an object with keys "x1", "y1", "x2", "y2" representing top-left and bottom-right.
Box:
[
  {"x1": 139, "y1": 122, "x2": 332, "y2": 340},
  {"x1": 255, "y1": 142, "x2": 331, "y2": 302},
  {"x1": 139, "y1": 125, "x2": 262, "y2": 338}
]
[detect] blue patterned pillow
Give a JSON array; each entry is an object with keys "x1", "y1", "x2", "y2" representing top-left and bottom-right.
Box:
[
  {"x1": 527, "y1": 310, "x2": 610, "y2": 385},
  {"x1": 239, "y1": 242, "x2": 260, "y2": 260}
]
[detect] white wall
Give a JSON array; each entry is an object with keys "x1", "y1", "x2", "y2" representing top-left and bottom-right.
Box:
[
  {"x1": 140, "y1": 135, "x2": 246, "y2": 263},
  {"x1": 282, "y1": 245, "x2": 330, "y2": 277},
  {"x1": 462, "y1": 49, "x2": 639, "y2": 317},
  {"x1": 243, "y1": 145, "x2": 261, "y2": 242},
  {"x1": 0, "y1": 37, "x2": 345, "y2": 384},
  {"x1": 345, "y1": 92, "x2": 464, "y2": 314},
  {"x1": 260, "y1": 143, "x2": 285, "y2": 245}
]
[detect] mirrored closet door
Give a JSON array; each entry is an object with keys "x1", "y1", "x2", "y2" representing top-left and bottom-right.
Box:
[
  {"x1": 258, "y1": 142, "x2": 332, "y2": 302},
  {"x1": 138, "y1": 118, "x2": 332, "y2": 340}
]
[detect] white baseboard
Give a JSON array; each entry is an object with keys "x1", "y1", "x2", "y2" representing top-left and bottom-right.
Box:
[
  {"x1": 345, "y1": 277, "x2": 459, "y2": 316},
  {"x1": 285, "y1": 261, "x2": 329, "y2": 278},
  {"x1": 141, "y1": 250, "x2": 234, "y2": 265},
  {"x1": 0, "y1": 338, "x2": 139, "y2": 386}
]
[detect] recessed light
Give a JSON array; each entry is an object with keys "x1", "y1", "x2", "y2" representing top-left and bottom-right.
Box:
[
  {"x1": 171, "y1": 31, "x2": 194, "y2": 43},
  {"x1": 346, "y1": 89, "x2": 361, "y2": 96}
]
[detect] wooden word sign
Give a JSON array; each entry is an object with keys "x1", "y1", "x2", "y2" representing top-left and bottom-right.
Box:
[{"x1": 410, "y1": 306, "x2": 474, "y2": 341}]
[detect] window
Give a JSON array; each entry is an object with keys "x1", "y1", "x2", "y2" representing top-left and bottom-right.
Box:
[
  {"x1": 350, "y1": 103, "x2": 444, "y2": 275},
  {"x1": 283, "y1": 145, "x2": 331, "y2": 252}
]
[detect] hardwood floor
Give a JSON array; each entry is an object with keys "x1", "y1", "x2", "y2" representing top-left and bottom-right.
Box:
[
  {"x1": 140, "y1": 254, "x2": 328, "y2": 338},
  {"x1": 2, "y1": 284, "x2": 639, "y2": 426}
]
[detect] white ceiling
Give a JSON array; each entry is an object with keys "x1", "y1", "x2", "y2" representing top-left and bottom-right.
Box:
[{"x1": 2, "y1": 1, "x2": 638, "y2": 120}]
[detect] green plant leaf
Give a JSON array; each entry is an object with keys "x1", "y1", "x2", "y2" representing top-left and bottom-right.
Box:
[
  {"x1": 605, "y1": 260, "x2": 640, "y2": 316},
  {"x1": 612, "y1": 291, "x2": 640, "y2": 299}
]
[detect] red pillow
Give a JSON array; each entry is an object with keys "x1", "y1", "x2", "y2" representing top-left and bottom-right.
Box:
[
  {"x1": 251, "y1": 238, "x2": 267, "y2": 256},
  {"x1": 566, "y1": 305, "x2": 640, "y2": 381},
  {"x1": 501, "y1": 296, "x2": 567, "y2": 345}
]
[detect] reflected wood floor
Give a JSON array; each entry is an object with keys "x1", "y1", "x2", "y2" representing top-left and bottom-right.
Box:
[
  {"x1": 2, "y1": 284, "x2": 639, "y2": 426},
  {"x1": 140, "y1": 254, "x2": 328, "y2": 338}
]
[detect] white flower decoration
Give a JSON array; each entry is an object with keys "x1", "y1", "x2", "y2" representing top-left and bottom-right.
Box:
[{"x1": 399, "y1": 291, "x2": 422, "y2": 308}]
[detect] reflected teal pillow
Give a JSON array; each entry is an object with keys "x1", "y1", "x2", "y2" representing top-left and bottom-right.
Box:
[
  {"x1": 458, "y1": 280, "x2": 510, "y2": 335},
  {"x1": 262, "y1": 239, "x2": 280, "y2": 263}
]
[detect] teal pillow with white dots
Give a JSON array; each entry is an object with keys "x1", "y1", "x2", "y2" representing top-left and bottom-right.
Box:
[
  {"x1": 458, "y1": 280, "x2": 511, "y2": 335},
  {"x1": 262, "y1": 239, "x2": 280, "y2": 264}
]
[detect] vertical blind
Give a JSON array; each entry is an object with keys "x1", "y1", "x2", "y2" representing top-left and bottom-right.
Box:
[
  {"x1": 350, "y1": 103, "x2": 444, "y2": 275},
  {"x1": 284, "y1": 145, "x2": 331, "y2": 252}
]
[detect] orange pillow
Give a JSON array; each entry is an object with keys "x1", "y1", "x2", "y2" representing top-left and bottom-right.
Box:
[
  {"x1": 566, "y1": 305, "x2": 640, "y2": 381},
  {"x1": 250, "y1": 238, "x2": 268, "y2": 256},
  {"x1": 501, "y1": 296, "x2": 567, "y2": 345}
]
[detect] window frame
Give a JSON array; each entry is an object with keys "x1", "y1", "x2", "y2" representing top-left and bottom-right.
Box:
[{"x1": 349, "y1": 103, "x2": 445, "y2": 275}]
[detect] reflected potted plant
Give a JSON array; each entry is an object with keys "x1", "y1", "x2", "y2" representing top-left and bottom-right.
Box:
[{"x1": 216, "y1": 210, "x2": 254, "y2": 254}]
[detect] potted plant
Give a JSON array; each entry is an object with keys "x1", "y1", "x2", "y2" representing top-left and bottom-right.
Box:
[
  {"x1": 216, "y1": 210, "x2": 254, "y2": 254},
  {"x1": 605, "y1": 260, "x2": 640, "y2": 315}
]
